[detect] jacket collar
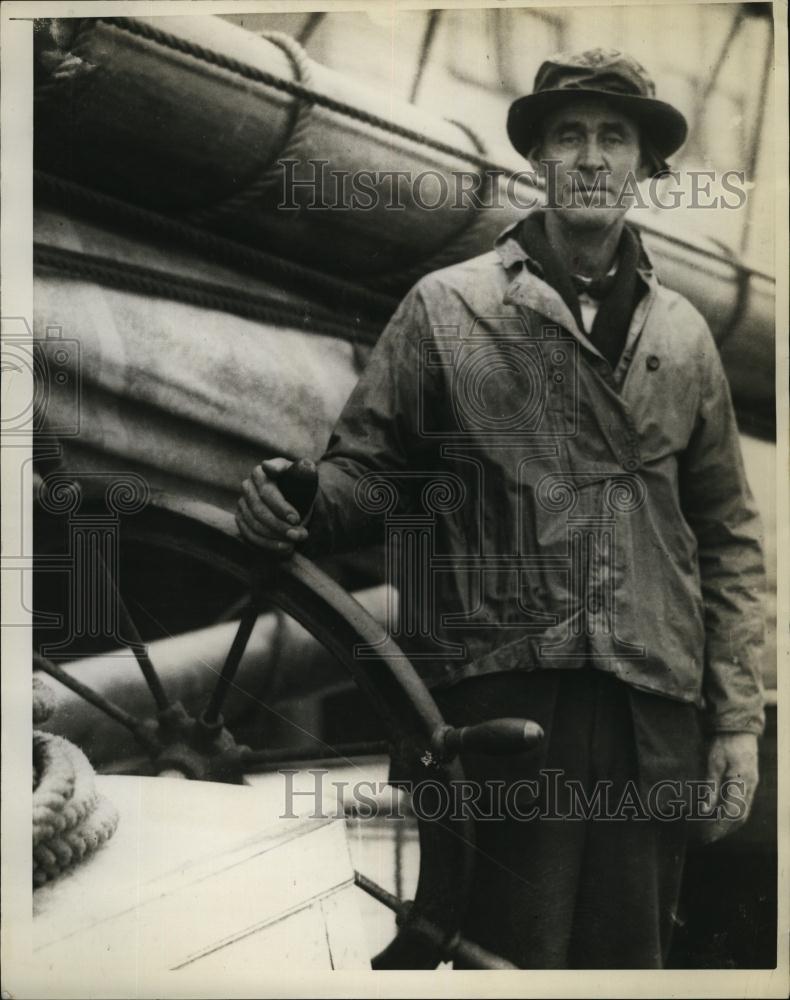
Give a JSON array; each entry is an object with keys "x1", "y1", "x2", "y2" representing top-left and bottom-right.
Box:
[
  {"x1": 494, "y1": 218, "x2": 658, "y2": 279},
  {"x1": 494, "y1": 218, "x2": 658, "y2": 357}
]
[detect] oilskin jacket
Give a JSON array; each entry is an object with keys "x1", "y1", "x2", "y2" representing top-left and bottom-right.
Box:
[{"x1": 308, "y1": 222, "x2": 766, "y2": 735}]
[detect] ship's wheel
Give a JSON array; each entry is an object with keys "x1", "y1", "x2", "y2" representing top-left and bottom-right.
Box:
[{"x1": 32, "y1": 472, "x2": 543, "y2": 969}]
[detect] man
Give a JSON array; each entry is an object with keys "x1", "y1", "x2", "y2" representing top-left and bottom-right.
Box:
[{"x1": 236, "y1": 49, "x2": 766, "y2": 968}]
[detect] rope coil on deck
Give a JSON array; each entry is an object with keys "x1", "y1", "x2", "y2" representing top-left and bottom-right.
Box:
[{"x1": 33, "y1": 673, "x2": 119, "y2": 887}]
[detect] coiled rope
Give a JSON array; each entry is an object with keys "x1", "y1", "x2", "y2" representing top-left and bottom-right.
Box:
[{"x1": 32, "y1": 671, "x2": 119, "y2": 887}]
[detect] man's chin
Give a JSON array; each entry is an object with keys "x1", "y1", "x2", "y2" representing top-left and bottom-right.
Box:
[{"x1": 551, "y1": 204, "x2": 628, "y2": 231}]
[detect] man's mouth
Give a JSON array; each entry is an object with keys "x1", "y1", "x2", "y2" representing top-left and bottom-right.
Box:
[{"x1": 573, "y1": 179, "x2": 610, "y2": 194}]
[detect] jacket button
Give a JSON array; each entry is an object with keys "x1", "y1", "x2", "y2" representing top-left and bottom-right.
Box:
[
  {"x1": 623, "y1": 458, "x2": 639, "y2": 471},
  {"x1": 646, "y1": 355, "x2": 660, "y2": 371}
]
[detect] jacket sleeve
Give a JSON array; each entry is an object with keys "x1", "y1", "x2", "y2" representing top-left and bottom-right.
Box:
[
  {"x1": 304, "y1": 280, "x2": 440, "y2": 556},
  {"x1": 679, "y1": 327, "x2": 767, "y2": 736}
]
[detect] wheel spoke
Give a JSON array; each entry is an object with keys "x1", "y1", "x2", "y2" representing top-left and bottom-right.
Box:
[
  {"x1": 33, "y1": 654, "x2": 159, "y2": 753},
  {"x1": 354, "y1": 872, "x2": 516, "y2": 970},
  {"x1": 203, "y1": 598, "x2": 259, "y2": 724},
  {"x1": 36, "y1": 492, "x2": 477, "y2": 968},
  {"x1": 115, "y1": 588, "x2": 172, "y2": 711},
  {"x1": 239, "y1": 739, "x2": 390, "y2": 771},
  {"x1": 96, "y1": 550, "x2": 171, "y2": 711},
  {"x1": 212, "y1": 594, "x2": 249, "y2": 625}
]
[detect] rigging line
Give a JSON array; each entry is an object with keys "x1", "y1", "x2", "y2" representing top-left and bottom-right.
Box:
[
  {"x1": 33, "y1": 242, "x2": 382, "y2": 346},
  {"x1": 86, "y1": 15, "x2": 532, "y2": 184},
  {"x1": 34, "y1": 172, "x2": 400, "y2": 318},
  {"x1": 699, "y1": 8, "x2": 746, "y2": 105},
  {"x1": 45, "y1": 19, "x2": 776, "y2": 281},
  {"x1": 409, "y1": 10, "x2": 442, "y2": 105},
  {"x1": 741, "y1": 35, "x2": 773, "y2": 255},
  {"x1": 296, "y1": 12, "x2": 325, "y2": 46}
]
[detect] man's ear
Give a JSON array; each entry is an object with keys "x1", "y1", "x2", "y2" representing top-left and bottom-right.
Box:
[
  {"x1": 636, "y1": 156, "x2": 653, "y2": 183},
  {"x1": 637, "y1": 139, "x2": 663, "y2": 182},
  {"x1": 527, "y1": 143, "x2": 546, "y2": 178}
]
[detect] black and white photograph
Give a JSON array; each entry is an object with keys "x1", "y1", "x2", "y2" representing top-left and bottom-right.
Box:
[{"x1": 1, "y1": 0, "x2": 787, "y2": 996}]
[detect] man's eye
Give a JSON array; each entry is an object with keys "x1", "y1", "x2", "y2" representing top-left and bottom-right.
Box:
[{"x1": 603, "y1": 134, "x2": 624, "y2": 146}]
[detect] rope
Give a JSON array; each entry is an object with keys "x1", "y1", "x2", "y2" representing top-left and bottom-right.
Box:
[
  {"x1": 87, "y1": 16, "x2": 529, "y2": 182},
  {"x1": 42, "y1": 16, "x2": 530, "y2": 293},
  {"x1": 34, "y1": 796, "x2": 119, "y2": 887},
  {"x1": 33, "y1": 733, "x2": 99, "y2": 845},
  {"x1": 34, "y1": 242, "x2": 382, "y2": 346},
  {"x1": 34, "y1": 23, "x2": 97, "y2": 104},
  {"x1": 366, "y1": 118, "x2": 497, "y2": 291},
  {"x1": 38, "y1": 15, "x2": 768, "y2": 294},
  {"x1": 187, "y1": 32, "x2": 316, "y2": 224},
  {"x1": 68, "y1": 17, "x2": 524, "y2": 290},
  {"x1": 33, "y1": 674, "x2": 56, "y2": 726},
  {"x1": 32, "y1": 675, "x2": 119, "y2": 887},
  {"x1": 34, "y1": 172, "x2": 400, "y2": 321},
  {"x1": 369, "y1": 205, "x2": 494, "y2": 292}
]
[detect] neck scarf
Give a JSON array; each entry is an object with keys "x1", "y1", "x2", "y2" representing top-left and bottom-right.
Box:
[{"x1": 517, "y1": 211, "x2": 644, "y2": 369}]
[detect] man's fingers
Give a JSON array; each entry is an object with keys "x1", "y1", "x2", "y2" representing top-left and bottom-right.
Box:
[
  {"x1": 697, "y1": 817, "x2": 731, "y2": 845},
  {"x1": 235, "y1": 456, "x2": 310, "y2": 554},
  {"x1": 698, "y1": 735, "x2": 760, "y2": 839},
  {"x1": 236, "y1": 521, "x2": 294, "y2": 556},
  {"x1": 235, "y1": 501, "x2": 295, "y2": 554},
  {"x1": 705, "y1": 742, "x2": 727, "y2": 785},
  {"x1": 235, "y1": 503, "x2": 285, "y2": 547},
  {"x1": 235, "y1": 516, "x2": 289, "y2": 553},
  {"x1": 241, "y1": 479, "x2": 305, "y2": 539},
  {"x1": 260, "y1": 457, "x2": 292, "y2": 476},
  {"x1": 251, "y1": 464, "x2": 302, "y2": 524},
  {"x1": 722, "y1": 762, "x2": 759, "y2": 820},
  {"x1": 701, "y1": 743, "x2": 727, "y2": 815},
  {"x1": 697, "y1": 797, "x2": 752, "y2": 844}
]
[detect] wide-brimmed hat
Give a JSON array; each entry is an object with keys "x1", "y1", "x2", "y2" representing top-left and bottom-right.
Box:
[{"x1": 507, "y1": 48, "x2": 688, "y2": 177}]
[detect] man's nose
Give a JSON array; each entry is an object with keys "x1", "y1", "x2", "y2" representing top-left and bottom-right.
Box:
[{"x1": 577, "y1": 137, "x2": 607, "y2": 171}]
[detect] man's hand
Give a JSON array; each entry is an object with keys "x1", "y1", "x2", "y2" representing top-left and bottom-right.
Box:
[
  {"x1": 698, "y1": 732, "x2": 759, "y2": 844},
  {"x1": 235, "y1": 458, "x2": 310, "y2": 556}
]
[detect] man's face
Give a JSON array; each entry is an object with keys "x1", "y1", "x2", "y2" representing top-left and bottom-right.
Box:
[{"x1": 535, "y1": 97, "x2": 647, "y2": 230}]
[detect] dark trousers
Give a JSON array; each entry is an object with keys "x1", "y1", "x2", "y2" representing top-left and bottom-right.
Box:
[{"x1": 435, "y1": 667, "x2": 703, "y2": 969}]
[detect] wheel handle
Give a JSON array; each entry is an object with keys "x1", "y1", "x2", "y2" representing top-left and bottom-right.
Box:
[
  {"x1": 432, "y1": 718, "x2": 544, "y2": 761},
  {"x1": 277, "y1": 458, "x2": 318, "y2": 518}
]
